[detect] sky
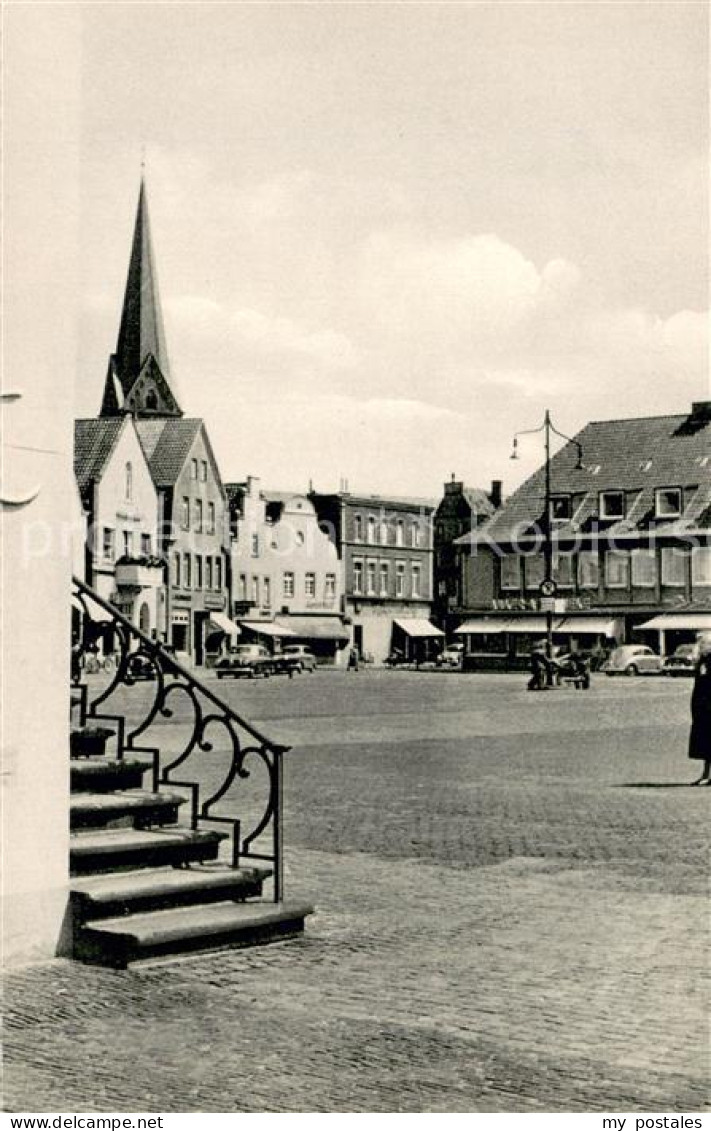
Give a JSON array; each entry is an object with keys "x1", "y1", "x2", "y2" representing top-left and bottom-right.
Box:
[{"x1": 77, "y1": 1, "x2": 709, "y2": 498}]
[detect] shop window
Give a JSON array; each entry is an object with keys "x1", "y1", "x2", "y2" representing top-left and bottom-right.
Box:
[
  {"x1": 661, "y1": 547, "x2": 686, "y2": 587},
  {"x1": 631, "y1": 549, "x2": 657, "y2": 588},
  {"x1": 604, "y1": 550, "x2": 630, "y2": 589}
]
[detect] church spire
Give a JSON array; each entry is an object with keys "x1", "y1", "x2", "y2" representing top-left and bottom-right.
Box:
[{"x1": 100, "y1": 177, "x2": 182, "y2": 418}]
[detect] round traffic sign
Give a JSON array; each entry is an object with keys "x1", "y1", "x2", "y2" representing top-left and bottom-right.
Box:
[{"x1": 539, "y1": 579, "x2": 557, "y2": 597}]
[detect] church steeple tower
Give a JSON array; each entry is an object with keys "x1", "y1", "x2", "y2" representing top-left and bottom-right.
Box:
[{"x1": 100, "y1": 178, "x2": 183, "y2": 418}]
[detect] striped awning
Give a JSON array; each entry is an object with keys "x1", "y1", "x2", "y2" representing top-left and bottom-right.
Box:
[
  {"x1": 639, "y1": 613, "x2": 711, "y2": 631},
  {"x1": 393, "y1": 618, "x2": 444, "y2": 638}
]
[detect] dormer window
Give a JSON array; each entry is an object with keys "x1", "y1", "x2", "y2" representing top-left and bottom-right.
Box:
[
  {"x1": 549, "y1": 495, "x2": 571, "y2": 521},
  {"x1": 145, "y1": 390, "x2": 158, "y2": 411},
  {"x1": 655, "y1": 487, "x2": 682, "y2": 519},
  {"x1": 599, "y1": 491, "x2": 625, "y2": 520}
]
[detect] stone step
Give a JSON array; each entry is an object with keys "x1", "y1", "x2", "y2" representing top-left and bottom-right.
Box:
[
  {"x1": 70, "y1": 863, "x2": 272, "y2": 919},
  {"x1": 70, "y1": 827, "x2": 225, "y2": 875},
  {"x1": 70, "y1": 727, "x2": 115, "y2": 758},
  {"x1": 71, "y1": 758, "x2": 151, "y2": 794},
  {"x1": 74, "y1": 899, "x2": 315, "y2": 967},
  {"x1": 70, "y1": 790, "x2": 186, "y2": 831}
]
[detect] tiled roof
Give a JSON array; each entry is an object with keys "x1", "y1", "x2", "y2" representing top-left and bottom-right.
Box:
[
  {"x1": 462, "y1": 487, "x2": 497, "y2": 517},
  {"x1": 314, "y1": 491, "x2": 437, "y2": 510},
  {"x1": 74, "y1": 418, "x2": 126, "y2": 489},
  {"x1": 461, "y1": 407, "x2": 711, "y2": 546},
  {"x1": 135, "y1": 418, "x2": 203, "y2": 486}
]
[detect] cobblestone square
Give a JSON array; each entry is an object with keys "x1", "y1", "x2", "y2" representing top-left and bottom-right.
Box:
[{"x1": 3, "y1": 671, "x2": 709, "y2": 1112}]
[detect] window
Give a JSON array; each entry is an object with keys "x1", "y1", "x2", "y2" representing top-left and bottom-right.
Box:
[
  {"x1": 655, "y1": 488, "x2": 682, "y2": 519},
  {"x1": 524, "y1": 554, "x2": 545, "y2": 589},
  {"x1": 191, "y1": 459, "x2": 198, "y2": 480},
  {"x1": 325, "y1": 573, "x2": 336, "y2": 599},
  {"x1": 207, "y1": 503, "x2": 215, "y2": 535},
  {"x1": 123, "y1": 531, "x2": 133, "y2": 557},
  {"x1": 183, "y1": 553, "x2": 192, "y2": 589},
  {"x1": 396, "y1": 562, "x2": 406, "y2": 597},
  {"x1": 145, "y1": 390, "x2": 158, "y2": 411},
  {"x1": 550, "y1": 495, "x2": 571, "y2": 521},
  {"x1": 380, "y1": 518, "x2": 388, "y2": 545},
  {"x1": 604, "y1": 550, "x2": 630, "y2": 589},
  {"x1": 239, "y1": 574, "x2": 247, "y2": 601},
  {"x1": 692, "y1": 546, "x2": 711, "y2": 586},
  {"x1": 125, "y1": 462, "x2": 133, "y2": 501},
  {"x1": 195, "y1": 499, "x2": 203, "y2": 534},
  {"x1": 251, "y1": 533, "x2": 259, "y2": 557},
  {"x1": 396, "y1": 520, "x2": 404, "y2": 547},
  {"x1": 631, "y1": 548, "x2": 657, "y2": 588},
  {"x1": 102, "y1": 527, "x2": 115, "y2": 561},
  {"x1": 263, "y1": 577, "x2": 271, "y2": 608},
  {"x1": 600, "y1": 491, "x2": 625, "y2": 520},
  {"x1": 500, "y1": 554, "x2": 521, "y2": 591},
  {"x1": 173, "y1": 553, "x2": 181, "y2": 587},
  {"x1": 367, "y1": 516, "x2": 376, "y2": 544},
  {"x1": 181, "y1": 497, "x2": 190, "y2": 530},
  {"x1": 195, "y1": 556, "x2": 203, "y2": 590},
  {"x1": 354, "y1": 515, "x2": 363, "y2": 542},
  {"x1": 661, "y1": 547, "x2": 686, "y2": 587},
  {"x1": 411, "y1": 563, "x2": 421, "y2": 598},
  {"x1": 577, "y1": 552, "x2": 599, "y2": 590},
  {"x1": 305, "y1": 572, "x2": 316, "y2": 598},
  {"x1": 215, "y1": 557, "x2": 222, "y2": 591},
  {"x1": 366, "y1": 562, "x2": 376, "y2": 595},
  {"x1": 379, "y1": 563, "x2": 389, "y2": 596},
  {"x1": 553, "y1": 554, "x2": 574, "y2": 588},
  {"x1": 141, "y1": 533, "x2": 151, "y2": 556},
  {"x1": 200, "y1": 460, "x2": 208, "y2": 482},
  {"x1": 284, "y1": 572, "x2": 295, "y2": 598},
  {"x1": 205, "y1": 558, "x2": 212, "y2": 590},
  {"x1": 251, "y1": 575, "x2": 259, "y2": 604},
  {"x1": 353, "y1": 560, "x2": 363, "y2": 595}
]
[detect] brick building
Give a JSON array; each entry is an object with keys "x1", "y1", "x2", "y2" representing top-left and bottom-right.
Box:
[
  {"x1": 311, "y1": 490, "x2": 440, "y2": 664},
  {"x1": 454, "y1": 403, "x2": 711, "y2": 669},
  {"x1": 433, "y1": 476, "x2": 500, "y2": 632}
]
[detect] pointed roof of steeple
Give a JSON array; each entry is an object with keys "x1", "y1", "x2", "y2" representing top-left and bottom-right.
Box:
[{"x1": 101, "y1": 178, "x2": 182, "y2": 418}]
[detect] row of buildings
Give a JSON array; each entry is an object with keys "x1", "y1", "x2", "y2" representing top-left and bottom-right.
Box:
[{"x1": 74, "y1": 182, "x2": 711, "y2": 669}]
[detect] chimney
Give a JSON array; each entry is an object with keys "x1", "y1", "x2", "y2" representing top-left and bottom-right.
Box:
[{"x1": 490, "y1": 479, "x2": 502, "y2": 509}]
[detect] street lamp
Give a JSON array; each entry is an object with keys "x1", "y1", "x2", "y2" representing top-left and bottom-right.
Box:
[{"x1": 511, "y1": 409, "x2": 584, "y2": 682}]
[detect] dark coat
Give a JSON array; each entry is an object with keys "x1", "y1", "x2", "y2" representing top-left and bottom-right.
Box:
[{"x1": 688, "y1": 657, "x2": 711, "y2": 760}]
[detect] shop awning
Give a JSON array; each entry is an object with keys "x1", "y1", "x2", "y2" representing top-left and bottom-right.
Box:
[
  {"x1": 240, "y1": 620, "x2": 297, "y2": 638},
  {"x1": 638, "y1": 613, "x2": 711, "y2": 631},
  {"x1": 504, "y1": 616, "x2": 558, "y2": 634},
  {"x1": 455, "y1": 618, "x2": 509, "y2": 635},
  {"x1": 557, "y1": 617, "x2": 618, "y2": 636},
  {"x1": 207, "y1": 612, "x2": 240, "y2": 636},
  {"x1": 72, "y1": 593, "x2": 113, "y2": 623},
  {"x1": 393, "y1": 618, "x2": 444, "y2": 638},
  {"x1": 275, "y1": 615, "x2": 350, "y2": 642}
]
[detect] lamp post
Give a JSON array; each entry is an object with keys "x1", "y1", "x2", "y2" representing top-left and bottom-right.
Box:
[{"x1": 511, "y1": 410, "x2": 584, "y2": 683}]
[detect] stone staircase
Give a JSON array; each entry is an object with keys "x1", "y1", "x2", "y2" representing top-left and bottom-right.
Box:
[{"x1": 68, "y1": 725, "x2": 312, "y2": 969}]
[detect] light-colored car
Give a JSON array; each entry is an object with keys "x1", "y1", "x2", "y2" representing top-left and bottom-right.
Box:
[
  {"x1": 279, "y1": 644, "x2": 317, "y2": 673},
  {"x1": 662, "y1": 644, "x2": 698, "y2": 677},
  {"x1": 216, "y1": 643, "x2": 273, "y2": 679},
  {"x1": 601, "y1": 644, "x2": 664, "y2": 677},
  {"x1": 436, "y1": 642, "x2": 465, "y2": 669}
]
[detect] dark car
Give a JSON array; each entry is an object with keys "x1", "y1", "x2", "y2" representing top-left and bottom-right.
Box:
[
  {"x1": 662, "y1": 644, "x2": 698, "y2": 677},
  {"x1": 215, "y1": 644, "x2": 273, "y2": 679}
]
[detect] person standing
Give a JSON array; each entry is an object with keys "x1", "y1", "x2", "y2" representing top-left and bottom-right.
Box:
[
  {"x1": 347, "y1": 646, "x2": 360, "y2": 672},
  {"x1": 689, "y1": 633, "x2": 711, "y2": 785}
]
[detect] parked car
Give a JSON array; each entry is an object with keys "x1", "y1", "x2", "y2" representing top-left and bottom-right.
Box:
[
  {"x1": 662, "y1": 643, "x2": 698, "y2": 677},
  {"x1": 436, "y1": 643, "x2": 465, "y2": 669},
  {"x1": 215, "y1": 644, "x2": 273, "y2": 679},
  {"x1": 274, "y1": 645, "x2": 318, "y2": 674},
  {"x1": 601, "y1": 645, "x2": 664, "y2": 677}
]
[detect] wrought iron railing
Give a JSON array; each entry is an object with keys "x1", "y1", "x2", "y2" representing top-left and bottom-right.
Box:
[{"x1": 72, "y1": 576, "x2": 290, "y2": 900}]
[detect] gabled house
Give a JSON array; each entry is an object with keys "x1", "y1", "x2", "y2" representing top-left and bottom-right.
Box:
[
  {"x1": 74, "y1": 416, "x2": 163, "y2": 646},
  {"x1": 433, "y1": 476, "x2": 501, "y2": 631},
  {"x1": 454, "y1": 402, "x2": 711, "y2": 669}
]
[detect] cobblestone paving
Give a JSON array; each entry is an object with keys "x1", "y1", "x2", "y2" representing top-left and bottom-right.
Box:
[{"x1": 3, "y1": 673, "x2": 709, "y2": 1112}]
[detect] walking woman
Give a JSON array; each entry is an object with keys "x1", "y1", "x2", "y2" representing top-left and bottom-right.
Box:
[{"x1": 689, "y1": 633, "x2": 711, "y2": 785}]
